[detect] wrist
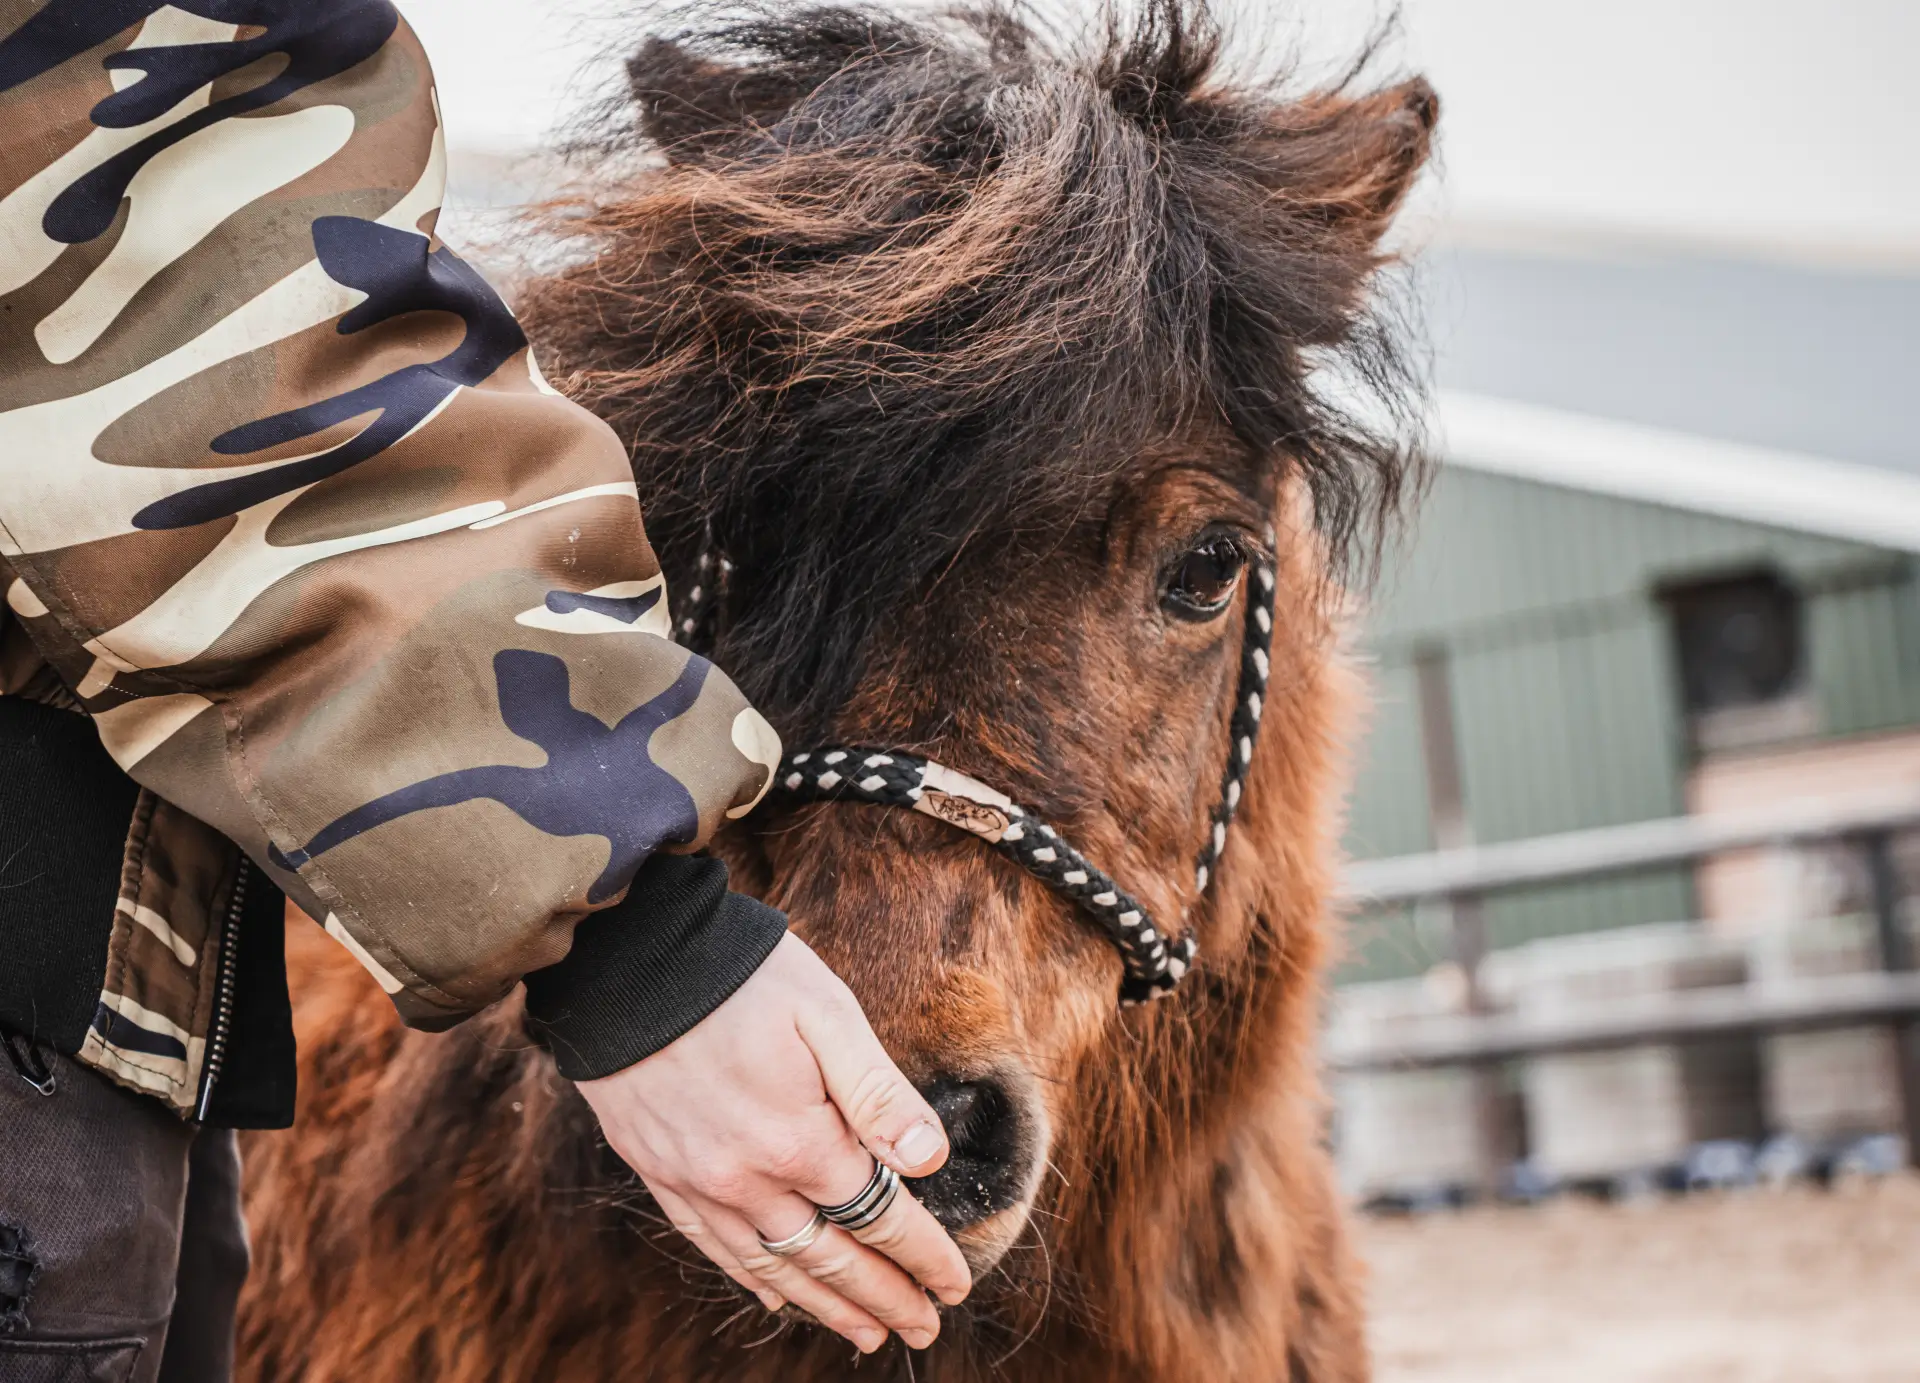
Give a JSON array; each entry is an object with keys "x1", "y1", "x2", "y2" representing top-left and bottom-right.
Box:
[{"x1": 524, "y1": 855, "x2": 787, "y2": 1080}]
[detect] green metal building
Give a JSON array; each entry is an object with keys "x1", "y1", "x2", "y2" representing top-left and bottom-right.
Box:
[{"x1": 1339, "y1": 246, "x2": 1920, "y2": 984}]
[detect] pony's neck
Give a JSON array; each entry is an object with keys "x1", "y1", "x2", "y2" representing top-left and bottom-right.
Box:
[{"x1": 1046, "y1": 902, "x2": 1317, "y2": 1379}]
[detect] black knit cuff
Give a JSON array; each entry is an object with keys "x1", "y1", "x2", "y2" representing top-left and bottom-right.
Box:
[{"x1": 522, "y1": 854, "x2": 787, "y2": 1081}]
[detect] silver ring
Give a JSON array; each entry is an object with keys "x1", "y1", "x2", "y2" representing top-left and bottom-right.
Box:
[
  {"x1": 818, "y1": 1162, "x2": 901, "y2": 1232},
  {"x1": 757, "y1": 1209, "x2": 828, "y2": 1257}
]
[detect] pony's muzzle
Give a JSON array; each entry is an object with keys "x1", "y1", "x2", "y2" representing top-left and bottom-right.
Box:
[{"x1": 906, "y1": 1066, "x2": 1045, "y2": 1234}]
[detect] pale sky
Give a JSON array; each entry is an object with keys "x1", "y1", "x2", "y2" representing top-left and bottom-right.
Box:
[{"x1": 401, "y1": 0, "x2": 1920, "y2": 264}]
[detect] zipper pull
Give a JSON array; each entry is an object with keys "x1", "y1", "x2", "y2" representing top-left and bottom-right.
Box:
[{"x1": 3, "y1": 1031, "x2": 56, "y2": 1096}]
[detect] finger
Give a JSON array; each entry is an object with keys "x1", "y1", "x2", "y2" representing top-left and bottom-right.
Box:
[
  {"x1": 785, "y1": 1226, "x2": 940, "y2": 1347},
  {"x1": 729, "y1": 1190, "x2": 940, "y2": 1352},
  {"x1": 751, "y1": 1191, "x2": 940, "y2": 1344},
  {"x1": 779, "y1": 1111, "x2": 889, "y2": 1210},
  {"x1": 846, "y1": 1176, "x2": 972, "y2": 1307},
  {"x1": 794, "y1": 977, "x2": 949, "y2": 1177},
  {"x1": 697, "y1": 1198, "x2": 896, "y2": 1354},
  {"x1": 651, "y1": 1184, "x2": 786, "y2": 1314},
  {"x1": 785, "y1": 1144, "x2": 971, "y2": 1308}
]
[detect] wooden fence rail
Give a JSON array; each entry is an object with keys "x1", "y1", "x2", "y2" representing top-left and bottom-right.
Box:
[
  {"x1": 1340, "y1": 793, "x2": 1920, "y2": 908},
  {"x1": 1333, "y1": 792, "x2": 1920, "y2": 1184},
  {"x1": 1325, "y1": 970, "x2": 1920, "y2": 1072}
]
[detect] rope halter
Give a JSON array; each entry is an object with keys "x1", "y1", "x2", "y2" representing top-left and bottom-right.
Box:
[{"x1": 685, "y1": 551, "x2": 1277, "y2": 1006}]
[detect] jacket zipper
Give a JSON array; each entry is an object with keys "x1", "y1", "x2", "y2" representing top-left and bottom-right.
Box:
[{"x1": 194, "y1": 857, "x2": 249, "y2": 1123}]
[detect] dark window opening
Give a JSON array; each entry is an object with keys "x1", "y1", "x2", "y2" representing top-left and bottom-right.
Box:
[
  {"x1": 1661, "y1": 569, "x2": 1804, "y2": 713},
  {"x1": 1659, "y1": 569, "x2": 1810, "y2": 751}
]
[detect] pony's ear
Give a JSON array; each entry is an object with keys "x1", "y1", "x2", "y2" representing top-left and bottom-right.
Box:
[
  {"x1": 1268, "y1": 76, "x2": 1438, "y2": 248},
  {"x1": 626, "y1": 37, "x2": 813, "y2": 160}
]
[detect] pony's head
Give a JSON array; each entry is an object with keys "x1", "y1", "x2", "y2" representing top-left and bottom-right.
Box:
[{"x1": 523, "y1": 2, "x2": 1432, "y2": 1313}]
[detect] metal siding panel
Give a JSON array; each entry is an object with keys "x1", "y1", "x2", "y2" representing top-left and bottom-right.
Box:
[
  {"x1": 1343, "y1": 659, "x2": 1433, "y2": 859},
  {"x1": 1340, "y1": 468, "x2": 1918, "y2": 986},
  {"x1": 1448, "y1": 610, "x2": 1692, "y2": 947},
  {"x1": 1336, "y1": 659, "x2": 1437, "y2": 985},
  {"x1": 1811, "y1": 565, "x2": 1920, "y2": 737},
  {"x1": 1449, "y1": 614, "x2": 1681, "y2": 843},
  {"x1": 1365, "y1": 466, "x2": 1890, "y2": 649}
]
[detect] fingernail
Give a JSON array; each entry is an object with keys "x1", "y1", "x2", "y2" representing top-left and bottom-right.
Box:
[
  {"x1": 893, "y1": 1119, "x2": 945, "y2": 1170},
  {"x1": 902, "y1": 1328, "x2": 936, "y2": 1350},
  {"x1": 758, "y1": 1291, "x2": 785, "y2": 1313},
  {"x1": 856, "y1": 1330, "x2": 887, "y2": 1354}
]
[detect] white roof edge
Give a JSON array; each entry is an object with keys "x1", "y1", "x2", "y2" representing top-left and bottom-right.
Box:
[{"x1": 1435, "y1": 390, "x2": 1920, "y2": 556}]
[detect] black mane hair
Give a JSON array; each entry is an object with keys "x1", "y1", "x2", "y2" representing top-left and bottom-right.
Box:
[{"x1": 521, "y1": 0, "x2": 1435, "y2": 735}]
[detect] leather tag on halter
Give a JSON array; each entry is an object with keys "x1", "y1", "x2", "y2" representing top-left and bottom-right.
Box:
[{"x1": 913, "y1": 763, "x2": 1015, "y2": 842}]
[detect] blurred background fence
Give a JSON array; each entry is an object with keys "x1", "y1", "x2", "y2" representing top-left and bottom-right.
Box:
[
  {"x1": 1330, "y1": 239, "x2": 1920, "y2": 1208},
  {"x1": 1332, "y1": 795, "x2": 1920, "y2": 1199}
]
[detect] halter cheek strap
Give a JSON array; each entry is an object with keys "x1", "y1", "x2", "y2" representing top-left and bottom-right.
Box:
[
  {"x1": 762, "y1": 557, "x2": 1277, "y2": 1005},
  {"x1": 1196, "y1": 561, "x2": 1275, "y2": 894}
]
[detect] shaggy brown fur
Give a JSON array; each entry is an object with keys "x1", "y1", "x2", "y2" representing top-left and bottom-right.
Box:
[
  {"x1": 237, "y1": 4, "x2": 1434, "y2": 1380},
  {"x1": 524, "y1": 0, "x2": 1430, "y2": 732}
]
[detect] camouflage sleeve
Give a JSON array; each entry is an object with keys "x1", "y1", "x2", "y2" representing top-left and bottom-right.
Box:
[{"x1": 0, "y1": 2, "x2": 785, "y2": 1035}]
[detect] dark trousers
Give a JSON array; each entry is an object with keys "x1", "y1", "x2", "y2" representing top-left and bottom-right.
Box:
[{"x1": 0, "y1": 1049, "x2": 247, "y2": 1383}]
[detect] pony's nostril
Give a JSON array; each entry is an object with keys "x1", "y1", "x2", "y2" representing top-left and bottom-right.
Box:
[{"x1": 907, "y1": 1075, "x2": 1033, "y2": 1230}]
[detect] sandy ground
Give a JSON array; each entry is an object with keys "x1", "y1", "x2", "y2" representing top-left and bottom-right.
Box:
[{"x1": 1359, "y1": 1174, "x2": 1920, "y2": 1383}]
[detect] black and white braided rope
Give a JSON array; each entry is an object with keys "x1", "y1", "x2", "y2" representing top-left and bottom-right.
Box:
[
  {"x1": 674, "y1": 548, "x2": 730, "y2": 651},
  {"x1": 763, "y1": 556, "x2": 1278, "y2": 1005},
  {"x1": 1194, "y1": 559, "x2": 1274, "y2": 894},
  {"x1": 772, "y1": 749, "x2": 1195, "y2": 1005}
]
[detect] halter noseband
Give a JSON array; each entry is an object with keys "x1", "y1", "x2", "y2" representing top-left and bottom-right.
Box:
[{"x1": 678, "y1": 552, "x2": 1277, "y2": 1005}]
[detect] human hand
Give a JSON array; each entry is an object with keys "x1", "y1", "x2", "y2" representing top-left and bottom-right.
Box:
[{"x1": 575, "y1": 932, "x2": 973, "y2": 1353}]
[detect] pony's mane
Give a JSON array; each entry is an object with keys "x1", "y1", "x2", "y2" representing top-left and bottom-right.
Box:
[{"x1": 520, "y1": 0, "x2": 1434, "y2": 733}]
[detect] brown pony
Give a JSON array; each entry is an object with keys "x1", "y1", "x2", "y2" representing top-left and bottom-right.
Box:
[{"x1": 237, "y1": 3, "x2": 1436, "y2": 1379}]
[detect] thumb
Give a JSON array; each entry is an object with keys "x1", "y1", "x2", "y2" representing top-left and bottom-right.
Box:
[{"x1": 794, "y1": 976, "x2": 949, "y2": 1178}]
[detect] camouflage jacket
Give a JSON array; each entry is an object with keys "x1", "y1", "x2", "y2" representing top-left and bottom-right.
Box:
[{"x1": 0, "y1": 1, "x2": 786, "y2": 1118}]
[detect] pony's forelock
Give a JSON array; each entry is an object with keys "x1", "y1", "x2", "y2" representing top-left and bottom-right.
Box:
[{"x1": 520, "y1": 0, "x2": 1434, "y2": 734}]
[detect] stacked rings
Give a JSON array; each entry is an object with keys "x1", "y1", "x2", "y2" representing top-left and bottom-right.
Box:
[{"x1": 818, "y1": 1162, "x2": 901, "y2": 1232}]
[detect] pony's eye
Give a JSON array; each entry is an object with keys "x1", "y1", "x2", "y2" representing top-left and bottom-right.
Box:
[{"x1": 1162, "y1": 535, "x2": 1248, "y2": 621}]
